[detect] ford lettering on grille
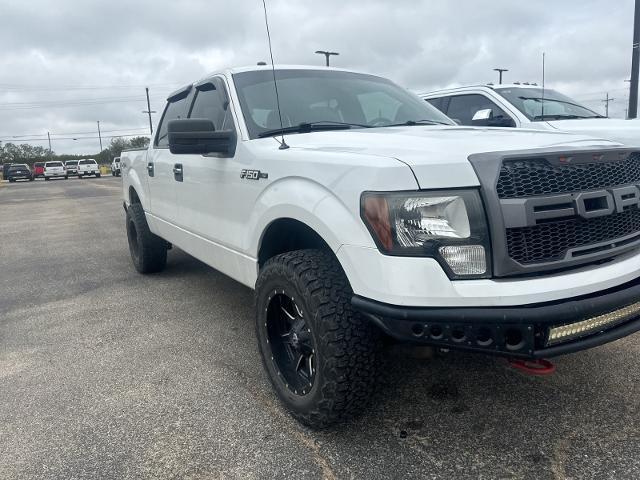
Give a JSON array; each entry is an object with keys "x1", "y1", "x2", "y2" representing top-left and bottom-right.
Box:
[{"x1": 501, "y1": 185, "x2": 640, "y2": 228}]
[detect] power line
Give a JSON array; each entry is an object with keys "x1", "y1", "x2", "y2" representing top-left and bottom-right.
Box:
[
  {"x1": 0, "y1": 133, "x2": 150, "y2": 143},
  {"x1": 1, "y1": 127, "x2": 149, "y2": 138},
  {"x1": 0, "y1": 82, "x2": 180, "y2": 92}
]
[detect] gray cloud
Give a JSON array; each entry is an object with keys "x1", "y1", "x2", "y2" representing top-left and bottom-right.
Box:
[{"x1": 0, "y1": 0, "x2": 635, "y2": 154}]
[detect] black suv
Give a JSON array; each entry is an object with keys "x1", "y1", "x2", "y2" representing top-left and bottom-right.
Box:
[{"x1": 7, "y1": 164, "x2": 33, "y2": 182}]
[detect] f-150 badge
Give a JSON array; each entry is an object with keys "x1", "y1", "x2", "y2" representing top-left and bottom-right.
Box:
[{"x1": 240, "y1": 169, "x2": 268, "y2": 180}]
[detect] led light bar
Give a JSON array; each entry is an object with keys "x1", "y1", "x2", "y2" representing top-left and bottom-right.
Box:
[{"x1": 547, "y1": 301, "x2": 640, "y2": 345}]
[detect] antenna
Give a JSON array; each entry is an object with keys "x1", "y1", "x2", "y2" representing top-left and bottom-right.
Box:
[
  {"x1": 261, "y1": 0, "x2": 289, "y2": 150},
  {"x1": 541, "y1": 52, "x2": 546, "y2": 118}
]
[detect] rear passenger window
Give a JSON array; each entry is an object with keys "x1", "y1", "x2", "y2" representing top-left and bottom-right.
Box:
[
  {"x1": 188, "y1": 81, "x2": 233, "y2": 131},
  {"x1": 445, "y1": 94, "x2": 509, "y2": 125},
  {"x1": 425, "y1": 97, "x2": 445, "y2": 113},
  {"x1": 156, "y1": 93, "x2": 190, "y2": 147}
]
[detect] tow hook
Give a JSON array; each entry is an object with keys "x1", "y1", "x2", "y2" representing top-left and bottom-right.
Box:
[{"x1": 508, "y1": 358, "x2": 556, "y2": 376}]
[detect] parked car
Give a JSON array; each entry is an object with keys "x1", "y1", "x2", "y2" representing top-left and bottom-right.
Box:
[
  {"x1": 65, "y1": 160, "x2": 79, "y2": 176},
  {"x1": 77, "y1": 159, "x2": 101, "y2": 178},
  {"x1": 123, "y1": 65, "x2": 640, "y2": 428},
  {"x1": 420, "y1": 84, "x2": 640, "y2": 145},
  {"x1": 32, "y1": 162, "x2": 45, "y2": 179},
  {"x1": 111, "y1": 157, "x2": 121, "y2": 176},
  {"x1": 44, "y1": 161, "x2": 67, "y2": 180},
  {"x1": 6, "y1": 163, "x2": 33, "y2": 182},
  {"x1": 2, "y1": 163, "x2": 13, "y2": 180}
]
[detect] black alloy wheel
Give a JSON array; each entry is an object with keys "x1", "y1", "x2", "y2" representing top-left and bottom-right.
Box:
[{"x1": 265, "y1": 291, "x2": 316, "y2": 396}]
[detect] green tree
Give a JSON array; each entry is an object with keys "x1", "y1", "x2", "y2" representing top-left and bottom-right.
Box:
[{"x1": 129, "y1": 136, "x2": 150, "y2": 149}]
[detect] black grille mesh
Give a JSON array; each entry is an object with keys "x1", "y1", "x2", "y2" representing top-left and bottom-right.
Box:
[
  {"x1": 497, "y1": 153, "x2": 640, "y2": 199},
  {"x1": 506, "y1": 208, "x2": 640, "y2": 265}
]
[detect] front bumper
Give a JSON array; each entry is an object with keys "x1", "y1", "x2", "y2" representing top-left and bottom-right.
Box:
[{"x1": 353, "y1": 277, "x2": 640, "y2": 359}]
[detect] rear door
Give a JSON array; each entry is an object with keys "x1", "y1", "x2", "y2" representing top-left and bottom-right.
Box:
[{"x1": 147, "y1": 87, "x2": 193, "y2": 224}]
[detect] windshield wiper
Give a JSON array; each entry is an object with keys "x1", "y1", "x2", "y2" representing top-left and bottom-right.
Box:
[
  {"x1": 258, "y1": 121, "x2": 371, "y2": 138},
  {"x1": 381, "y1": 119, "x2": 452, "y2": 127},
  {"x1": 533, "y1": 114, "x2": 584, "y2": 120}
]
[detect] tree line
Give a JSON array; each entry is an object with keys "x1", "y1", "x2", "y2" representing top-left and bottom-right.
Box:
[{"x1": 0, "y1": 136, "x2": 150, "y2": 167}]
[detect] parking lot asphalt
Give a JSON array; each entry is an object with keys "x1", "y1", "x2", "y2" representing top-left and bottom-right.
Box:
[{"x1": 1, "y1": 176, "x2": 639, "y2": 479}]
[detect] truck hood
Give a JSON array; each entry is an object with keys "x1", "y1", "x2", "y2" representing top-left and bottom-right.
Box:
[
  {"x1": 545, "y1": 118, "x2": 640, "y2": 148},
  {"x1": 284, "y1": 125, "x2": 623, "y2": 188}
]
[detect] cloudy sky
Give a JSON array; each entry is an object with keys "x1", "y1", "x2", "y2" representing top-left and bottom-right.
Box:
[{"x1": 0, "y1": 0, "x2": 635, "y2": 155}]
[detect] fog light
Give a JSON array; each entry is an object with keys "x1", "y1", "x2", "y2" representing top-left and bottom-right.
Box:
[
  {"x1": 547, "y1": 301, "x2": 640, "y2": 345},
  {"x1": 439, "y1": 245, "x2": 486, "y2": 275}
]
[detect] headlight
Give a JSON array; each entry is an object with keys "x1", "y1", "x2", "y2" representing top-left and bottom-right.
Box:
[{"x1": 361, "y1": 190, "x2": 491, "y2": 278}]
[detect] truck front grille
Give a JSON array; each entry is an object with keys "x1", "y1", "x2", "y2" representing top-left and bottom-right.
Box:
[
  {"x1": 506, "y1": 207, "x2": 640, "y2": 265},
  {"x1": 496, "y1": 153, "x2": 640, "y2": 199}
]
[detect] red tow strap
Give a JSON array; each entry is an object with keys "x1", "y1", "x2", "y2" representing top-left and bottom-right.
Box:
[{"x1": 508, "y1": 358, "x2": 556, "y2": 376}]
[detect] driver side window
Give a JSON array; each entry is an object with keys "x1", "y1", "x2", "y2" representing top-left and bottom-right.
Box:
[
  {"x1": 446, "y1": 94, "x2": 511, "y2": 126},
  {"x1": 188, "y1": 81, "x2": 234, "y2": 131}
]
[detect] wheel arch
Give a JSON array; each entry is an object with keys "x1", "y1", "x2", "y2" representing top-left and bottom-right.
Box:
[{"x1": 257, "y1": 218, "x2": 334, "y2": 269}]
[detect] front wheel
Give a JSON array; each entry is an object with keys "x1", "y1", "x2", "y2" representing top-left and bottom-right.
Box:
[
  {"x1": 126, "y1": 203, "x2": 168, "y2": 273},
  {"x1": 255, "y1": 249, "x2": 379, "y2": 429}
]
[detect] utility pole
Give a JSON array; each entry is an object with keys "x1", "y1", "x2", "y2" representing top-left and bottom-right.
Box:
[
  {"x1": 97, "y1": 121, "x2": 103, "y2": 151},
  {"x1": 602, "y1": 93, "x2": 615, "y2": 117},
  {"x1": 47, "y1": 132, "x2": 52, "y2": 159},
  {"x1": 143, "y1": 87, "x2": 156, "y2": 135},
  {"x1": 493, "y1": 68, "x2": 508, "y2": 84},
  {"x1": 315, "y1": 50, "x2": 339, "y2": 67},
  {"x1": 629, "y1": 0, "x2": 640, "y2": 119}
]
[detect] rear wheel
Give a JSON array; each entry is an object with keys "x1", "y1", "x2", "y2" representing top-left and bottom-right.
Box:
[
  {"x1": 64, "y1": 175, "x2": 68, "y2": 179},
  {"x1": 78, "y1": 175, "x2": 83, "y2": 179},
  {"x1": 45, "y1": 177, "x2": 49, "y2": 181},
  {"x1": 126, "y1": 203, "x2": 167, "y2": 274},
  {"x1": 96, "y1": 173, "x2": 101, "y2": 178},
  {"x1": 255, "y1": 249, "x2": 379, "y2": 428}
]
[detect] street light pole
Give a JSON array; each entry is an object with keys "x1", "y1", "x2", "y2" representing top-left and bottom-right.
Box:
[
  {"x1": 315, "y1": 50, "x2": 339, "y2": 67},
  {"x1": 97, "y1": 121, "x2": 103, "y2": 151},
  {"x1": 493, "y1": 68, "x2": 508, "y2": 84},
  {"x1": 47, "y1": 132, "x2": 52, "y2": 159}
]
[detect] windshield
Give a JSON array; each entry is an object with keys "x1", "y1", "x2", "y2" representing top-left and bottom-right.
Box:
[
  {"x1": 79, "y1": 160, "x2": 96, "y2": 165},
  {"x1": 66, "y1": 161, "x2": 78, "y2": 166},
  {"x1": 46, "y1": 162, "x2": 63, "y2": 167},
  {"x1": 233, "y1": 69, "x2": 454, "y2": 139},
  {"x1": 9, "y1": 165, "x2": 28, "y2": 171},
  {"x1": 495, "y1": 87, "x2": 602, "y2": 121}
]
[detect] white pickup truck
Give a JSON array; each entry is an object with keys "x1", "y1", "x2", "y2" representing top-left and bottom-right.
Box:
[
  {"x1": 421, "y1": 84, "x2": 639, "y2": 145},
  {"x1": 111, "y1": 156, "x2": 121, "y2": 176},
  {"x1": 77, "y1": 158, "x2": 101, "y2": 178},
  {"x1": 122, "y1": 65, "x2": 640, "y2": 428}
]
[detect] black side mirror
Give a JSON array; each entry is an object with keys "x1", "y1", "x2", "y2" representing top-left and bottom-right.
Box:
[
  {"x1": 471, "y1": 109, "x2": 515, "y2": 128},
  {"x1": 168, "y1": 119, "x2": 236, "y2": 155}
]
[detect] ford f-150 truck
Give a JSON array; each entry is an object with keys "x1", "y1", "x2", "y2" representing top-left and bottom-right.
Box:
[
  {"x1": 421, "y1": 84, "x2": 639, "y2": 145},
  {"x1": 122, "y1": 65, "x2": 640, "y2": 428}
]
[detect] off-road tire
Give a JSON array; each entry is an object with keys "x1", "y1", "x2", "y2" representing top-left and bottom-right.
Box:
[
  {"x1": 126, "y1": 203, "x2": 167, "y2": 274},
  {"x1": 255, "y1": 249, "x2": 379, "y2": 429}
]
